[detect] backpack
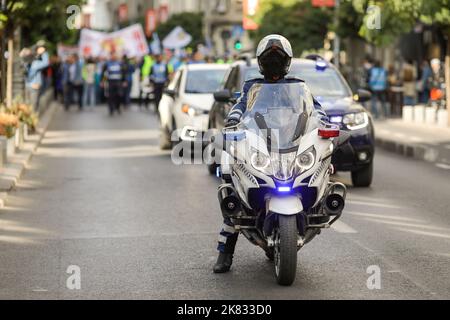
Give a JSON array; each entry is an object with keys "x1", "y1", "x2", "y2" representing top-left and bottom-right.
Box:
[{"x1": 403, "y1": 67, "x2": 413, "y2": 82}]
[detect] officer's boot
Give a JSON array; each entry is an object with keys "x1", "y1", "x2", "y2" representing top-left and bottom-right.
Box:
[{"x1": 213, "y1": 233, "x2": 238, "y2": 273}]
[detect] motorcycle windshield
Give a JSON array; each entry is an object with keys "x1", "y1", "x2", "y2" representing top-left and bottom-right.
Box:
[{"x1": 241, "y1": 82, "x2": 315, "y2": 152}]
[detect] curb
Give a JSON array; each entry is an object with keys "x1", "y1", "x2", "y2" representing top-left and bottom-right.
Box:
[
  {"x1": 0, "y1": 102, "x2": 59, "y2": 208},
  {"x1": 375, "y1": 136, "x2": 440, "y2": 163}
]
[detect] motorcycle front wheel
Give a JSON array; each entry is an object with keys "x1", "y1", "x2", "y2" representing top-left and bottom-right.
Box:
[{"x1": 274, "y1": 215, "x2": 298, "y2": 286}]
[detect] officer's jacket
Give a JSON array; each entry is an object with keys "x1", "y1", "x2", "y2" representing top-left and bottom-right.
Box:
[{"x1": 227, "y1": 77, "x2": 328, "y2": 122}]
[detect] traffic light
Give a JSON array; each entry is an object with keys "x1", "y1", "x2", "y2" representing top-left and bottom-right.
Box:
[{"x1": 234, "y1": 39, "x2": 243, "y2": 51}]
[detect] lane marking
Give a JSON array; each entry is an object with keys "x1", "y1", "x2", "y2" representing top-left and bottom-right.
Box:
[
  {"x1": 346, "y1": 211, "x2": 425, "y2": 223},
  {"x1": 435, "y1": 163, "x2": 450, "y2": 170},
  {"x1": 347, "y1": 200, "x2": 402, "y2": 209},
  {"x1": 394, "y1": 227, "x2": 450, "y2": 240},
  {"x1": 361, "y1": 218, "x2": 450, "y2": 232},
  {"x1": 331, "y1": 220, "x2": 358, "y2": 234}
]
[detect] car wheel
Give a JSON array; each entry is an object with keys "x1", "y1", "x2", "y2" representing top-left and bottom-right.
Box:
[{"x1": 351, "y1": 162, "x2": 373, "y2": 187}]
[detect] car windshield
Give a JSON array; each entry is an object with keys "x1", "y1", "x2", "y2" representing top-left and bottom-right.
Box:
[
  {"x1": 185, "y1": 69, "x2": 227, "y2": 94},
  {"x1": 240, "y1": 82, "x2": 315, "y2": 151},
  {"x1": 243, "y1": 64, "x2": 351, "y2": 98}
]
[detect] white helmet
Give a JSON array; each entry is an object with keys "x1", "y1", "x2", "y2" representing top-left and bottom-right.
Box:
[{"x1": 256, "y1": 34, "x2": 293, "y2": 79}]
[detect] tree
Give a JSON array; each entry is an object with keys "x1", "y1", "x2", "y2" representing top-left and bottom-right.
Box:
[
  {"x1": 154, "y1": 12, "x2": 204, "y2": 50},
  {"x1": 0, "y1": 0, "x2": 83, "y2": 105},
  {"x1": 251, "y1": 0, "x2": 332, "y2": 56},
  {"x1": 352, "y1": 0, "x2": 421, "y2": 46},
  {"x1": 352, "y1": 0, "x2": 450, "y2": 124}
]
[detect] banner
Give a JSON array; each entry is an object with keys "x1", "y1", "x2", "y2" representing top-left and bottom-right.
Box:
[
  {"x1": 162, "y1": 26, "x2": 192, "y2": 49},
  {"x1": 159, "y1": 5, "x2": 169, "y2": 24},
  {"x1": 145, "y1": 9, "x2": 158, "y2": 37},
  {"x1": 243, "y1": 0, "x2": 259, "y2": 30},
  {"x1": 150, "y1": 33, "x2": 162, "y2": 55},
  {"x1": 57, "y1": 44, "x2": 79, "y2": 60},
  {"x1": 79, "y1": 24, "x2": 149, "y2": 58},
  {"x1": 311, "y1": 0, "x2": 335, "y2": 7}
]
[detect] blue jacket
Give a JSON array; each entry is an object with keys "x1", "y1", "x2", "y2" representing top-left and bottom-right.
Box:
[
  {"x1": 227, "y1": 77, "x2": 328, "y2": 122},
  {"x1": 150, "y1": 62, "x2": 169, "y2": 84},
  {"x1": 368, "y1": 67, "x2": 387, "y2": 92},
  {"x1": 25, "y1": 52, "x2": 49, "y2": 89}
]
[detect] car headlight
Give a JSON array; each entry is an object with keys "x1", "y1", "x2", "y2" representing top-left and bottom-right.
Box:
[
  {"x1": 182, "y1": 104, "x2": 205, "y2": 117},
  {"x1": 343, "y1": 112, "x2": 369, "y2": 130},
  {"x1": 250, "y1": 149, "x2": 272, "y2": 175},
  {"x1": 295, "y1": 147, "x2": 316, "y2": 172}
]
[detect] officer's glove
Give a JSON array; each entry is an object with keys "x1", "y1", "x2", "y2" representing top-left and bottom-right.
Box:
[{"x1": 225, "y1": 118, "x2": 240, "y2": 128}]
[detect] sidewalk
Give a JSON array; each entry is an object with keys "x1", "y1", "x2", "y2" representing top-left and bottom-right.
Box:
[
  {"x1": 374, "y1": 119, "x2": 450, "y2": 168},
  {"x1": 0, "y1": 99, "x2": 58, "y2": 207}
]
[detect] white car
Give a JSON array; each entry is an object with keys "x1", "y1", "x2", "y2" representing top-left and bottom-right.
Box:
[{"x1": 158, "y1": 63, "x2": 229, "y2": 150}]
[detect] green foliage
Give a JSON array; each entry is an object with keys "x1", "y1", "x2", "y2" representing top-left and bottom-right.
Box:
[
  {"x1": 420, "y1": 0, "x2": 450, "y2": 34},
  {"x1": 154, "y1": 12, "x2": 204, "y2": 49},
  {"x1": 353, "y1": 0, "x2": 421, "y2": 46},
  {"x1": 251, "y1": 0, "x2": 332, "y2": 57},
  {"x1": 1, "y1": 0, "x2": 83, "y2": 51},
  {"x1": 352, "y1": 0, "x2": 450, "y2": 46}
]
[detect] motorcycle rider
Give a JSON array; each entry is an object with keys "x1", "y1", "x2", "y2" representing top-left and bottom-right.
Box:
[{"x1": 213, "y1": 34, "x2": 328, "y2": 273}]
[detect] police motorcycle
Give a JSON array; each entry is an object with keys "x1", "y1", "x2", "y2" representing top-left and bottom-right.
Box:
[{"x1": 214, "y1": 82, "x2": 350, "y2": 286}]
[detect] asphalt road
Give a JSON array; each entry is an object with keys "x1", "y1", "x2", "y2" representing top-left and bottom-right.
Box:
[{"x1": 0, "y1": 105, "x2": 449, "y2": 299}]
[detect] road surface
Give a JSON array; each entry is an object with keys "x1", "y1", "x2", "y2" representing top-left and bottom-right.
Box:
[{"x1": 0, "y1": 105, "x2": 449, "y2": 299}]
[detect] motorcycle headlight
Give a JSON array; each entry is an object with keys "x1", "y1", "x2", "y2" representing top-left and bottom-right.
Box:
[
  {"x1": 250, "y1": 149, "x2": 271, "y2": 175},
  {"x1": 272, "y1": 152, "x2": 297, "y2": 181},
  {"x1": 295, "y1": 147, "x2": 316, "y2": 172},
  {"x1": 343, "y1": 112, "x2": 369, "y2": 130}
]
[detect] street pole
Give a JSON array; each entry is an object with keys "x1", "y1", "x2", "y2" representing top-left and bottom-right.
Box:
[
  {"x1": 446, "y1": 36, "x2": 450, "y2": 127},
  {"x1": 0, "y1": 0, "x2": 6, "y2": 103},
  {"x1": 333, "y1": 0, "x2": 340, "y2": 69}
]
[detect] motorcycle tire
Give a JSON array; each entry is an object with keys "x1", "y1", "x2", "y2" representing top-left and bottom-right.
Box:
[{"x1": 274, "y1": 215, "x2": 298, "y2": 286}]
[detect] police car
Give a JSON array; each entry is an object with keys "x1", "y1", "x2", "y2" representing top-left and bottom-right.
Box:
[{"x1": 208, "y1": 58, "x2": 375, "y2": 187}]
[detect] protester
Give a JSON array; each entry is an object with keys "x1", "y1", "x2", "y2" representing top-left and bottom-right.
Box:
[
  {"x1": 358, "y1": 56, "x2": 373, "y2": 90},
  {"x1": 401, "y1": 59, "x2": 417, "y2": 106},
  {"x1": 95, "y1": 57, "x2": 106, "y2": 104},
  {"x1": 49, "y1": 55, "x2": 63, "y2": 102},
  {"x1": 428, "y1": 58, "x2": 446, "y2": 109},
  {"x1": 387, "y1": 64, "x2": 403, "y2": 117},
  {"x1": 148, "y1": 54, "x2": 169, "y2": 112},
  {"x1": 139, "y1": 54, "x2": 154, "y2": 108},
  {"x1": 368, "y1": 60, "x2": 388, "y2": 119},
  {"x1": 122, "y1": 55, "x2": 135, "y2": 109},
  {"x1": 417, "y1": 60, "x2": 432, "y2": 104},
  {"x1": 21, "y1": 42, "x2": 49, "y2": 112},
  {"x1": 64, "y1": 54, "x2": 84, "y2": 111},
  {"x1": 82, "y1": 57, "x2": 96, "y2": 109}
]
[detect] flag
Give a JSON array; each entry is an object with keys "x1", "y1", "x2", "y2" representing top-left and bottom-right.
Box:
[
  {"x1": 162, "y1": 26, "x2": 192, "y2": 49},
  {"x1": 150, "y1": 33, "x2": 162, "y2": 55}
]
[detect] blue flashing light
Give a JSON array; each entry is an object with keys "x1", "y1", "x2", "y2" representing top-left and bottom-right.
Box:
[
  {"x1": 330, "y1": 116, "x2": 343, "y2": 123},
  {"x1": 224, "y1": 131, "x2": 246, "y2": 141},
  {"x1": 277, "y1": 186, "x2": 292, "y2": 193},
  {"x1": 216, "y1": 166, "x2": 221, "y2": 178},
  {"x1": 315, "y1": 60, "x2": 328, "y2": 72}
]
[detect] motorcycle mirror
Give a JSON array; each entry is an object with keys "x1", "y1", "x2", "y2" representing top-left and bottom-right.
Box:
[
  {"x1": 354, "y1": 89, "x2": 371, "y2": 103},
  {"x1": 214, "y1": 89, "x2": 232, "y2": 103}
]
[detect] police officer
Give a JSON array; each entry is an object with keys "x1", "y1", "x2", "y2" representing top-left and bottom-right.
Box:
[
  {"x1": 102, "y1": 52, "x2": 126, "y2": 116},
  {"x1": 213, "y1": 34, "x2": 328, "y2": 274},
  {"x1": 149, "y1": 54, "x2": 169, "y2": 113}
]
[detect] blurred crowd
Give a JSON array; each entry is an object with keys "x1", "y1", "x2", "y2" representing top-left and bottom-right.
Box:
[
  {"x1": 19, "y1": 42, "x2": 236, "y2": 115},
  {"x1": 357, "y1": 56, "x2": 447, "y2": 119}
]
